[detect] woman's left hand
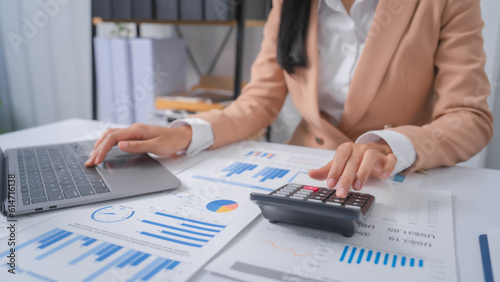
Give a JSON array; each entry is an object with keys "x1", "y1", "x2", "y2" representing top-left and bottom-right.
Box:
[{"x1": 308, "y1": 140, "x2": 397, "y2": 198}]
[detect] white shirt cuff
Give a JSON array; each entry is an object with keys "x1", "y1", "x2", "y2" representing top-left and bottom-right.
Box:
[
  {"x1": 169, "y1": 118, "x2": 214, "y2": 157},
  {"x1": 356, "y1": 130, "x2": 417, "y2": 175}
]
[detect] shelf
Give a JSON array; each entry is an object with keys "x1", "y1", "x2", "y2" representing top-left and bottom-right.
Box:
[{"x1": 92, "y1": 17, "x2": 265, "y2": 27}]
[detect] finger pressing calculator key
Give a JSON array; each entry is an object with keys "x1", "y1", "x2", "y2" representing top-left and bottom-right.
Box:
[{"x1": 250, "y1": 183, "x2": 375, "y2": 237}]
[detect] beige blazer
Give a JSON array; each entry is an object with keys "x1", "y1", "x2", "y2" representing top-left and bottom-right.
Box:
[{"x1": 194, "y1": 0, "x2": 493, "y2": 173}]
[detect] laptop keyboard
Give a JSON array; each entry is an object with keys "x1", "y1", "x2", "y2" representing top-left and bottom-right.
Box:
[{"x1": 17, "y1": 143, "x2": 110, "y2": 205}]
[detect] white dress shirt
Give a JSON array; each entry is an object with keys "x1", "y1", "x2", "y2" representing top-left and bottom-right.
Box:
[{"x1": 171, "y1": 0, "x2": 417, "y2": 175}]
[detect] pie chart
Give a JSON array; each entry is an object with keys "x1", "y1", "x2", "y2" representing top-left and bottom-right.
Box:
[{"x1": 206, "y1": 200, "x2": 239, "y2": 213}]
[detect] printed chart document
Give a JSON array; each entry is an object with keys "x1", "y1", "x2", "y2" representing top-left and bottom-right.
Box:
[
  {"x1": 0, "y1": 211, "x2": 62, "y2": 240},
  {"x1": 0, "y1": 141, "x2": 428, "y2": 281},
  {"x1": 207, "y1": 186, "x2": 456, "y2": 282},
  {"x1": 177, "y1": 141, "x2": 424, "y2": 194},
  {"x1": 0, "y1": 174, "x2": 261, "y2": 282}
]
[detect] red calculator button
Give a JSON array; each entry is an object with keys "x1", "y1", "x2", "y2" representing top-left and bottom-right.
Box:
[{"x1": 303, "y1": 186, "x2": 319, "y2": 192}]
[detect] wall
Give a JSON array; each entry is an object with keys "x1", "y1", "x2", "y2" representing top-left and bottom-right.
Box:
[
  {"x1": 458, "y1": 0, "x2": 500, "y2": 169},
  {"x1": 0, "y1": 0, "x2": 92, "y2": 131},
  {"x1": 482, "y1": 0, "x2": 500, "y2": 170}
]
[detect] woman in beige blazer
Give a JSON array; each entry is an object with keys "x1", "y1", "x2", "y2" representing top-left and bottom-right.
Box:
[{"x1": 86, "y1": 0, "x2": 493, "y2": 198}]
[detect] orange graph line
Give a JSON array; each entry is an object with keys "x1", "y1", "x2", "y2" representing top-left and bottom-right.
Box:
[{"x1": 261, "y1": 239, "x2": 311, "y2": 257}]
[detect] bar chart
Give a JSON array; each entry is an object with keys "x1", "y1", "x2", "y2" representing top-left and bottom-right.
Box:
[
  {"x1": 221, "y1": 162, "x2": 258, "y2": 177},
  {"x1": 192, "y1": 161, "x2": 291, "y2": 192},
  {"x1": 245, "y1": 150, "x2": 276, "y2": 159},
  {"x1": 139, "y1": 211, "x2": 227, "y2": 249},
  {"x1": 339, "y1": 245, "x2": 424, "y2": 268},
  {"x1": 0, "y1": 228, "x2": 181, "y2": 281},
  {"x1": 252, "y1": 166, "x2": 290, "y2": 182}
]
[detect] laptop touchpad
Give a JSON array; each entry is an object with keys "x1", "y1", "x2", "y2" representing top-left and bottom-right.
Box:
[{"x1": 96, "y1": 147, "x2": 181, "y2": 193}]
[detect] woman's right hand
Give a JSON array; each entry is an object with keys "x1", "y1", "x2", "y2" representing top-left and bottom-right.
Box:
[{"x1": 84, "y1": 123, "x2": 192, "y2": 167}]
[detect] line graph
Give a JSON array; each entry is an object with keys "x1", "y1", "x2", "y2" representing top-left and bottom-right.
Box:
[{"x1": 261, "y1": 239, "x2": 310, "y2": 257}]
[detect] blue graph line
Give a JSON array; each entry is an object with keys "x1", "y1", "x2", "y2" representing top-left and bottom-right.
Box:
[
  {"x1": 255, "y1": 167, "x2": 290, "y2": 182},
  {"x1": 142, "y1": 259, "x2": 172, "y2": 281},
  {"x1": 0, "y1": 228, "x2": 61, "y2": 257},
  {"x1": 83, "y1": 249, "x2": 136, "y2": 282},
  {"x1": 222, "y1": 162, "x2": 257, "y2": 177},
  {"x1": 118, "y1": 251, "x2": 144, "y2": 268},
  {"x1": 180, "y1": 223, "x2": 221, "y2": 233},
  {"x1": 233, "y1": 163, "x2": 248, "y2": 175},
  {"x1": 83, "y1": 238, "x2": 97, "y2": 247},
  {"x1": 252, "y1": 167, "x2": 269, "y2": 178},
  {"x1": 222, "y1": 162, "x2": 239, "y2": 172},
  {"x1": 348, "y1": 247, "x2": 357, "y2": 264},
  {"x1": 140, "y1": 232, "x2": 203, "y2": 248},
  {"x1": 166, "y1": 261, "x2": 180, "y2": 270},
  {"x1": 38, "y1": 231, "x2": 73, "y2": 249},
  {"x1": 340, "y1": 246, "x2": 349, "y2": 261},
  {"x1": 160, "y1": 230, "x2": 209, "y2": 242},
  {"x1": 131, "y1": 253, "x2": 151, "y2": 267},
  {"x1": 69, "y1": 242, "x2": 109, "y2": 266},
  {"x1": 374, "y1": 252, "x2": 381, "y2": 264},
  {"x1": 154, "y1": 212, "x2": 226, "y2": 228},
  {"x1": 267, "y1": 169, "x2": 281, "y2": 180},
  {"x1": 357, "y1": 249, "x2": 365, "y2": 264},
  {"x1": 96, "y1": 243, "x2": 114, "y2": 256},
  {"x1": 39, "y1": 230, "x2": 67, "y2": 245},
  {"x1": 142, "y1": 220, "x2": 215, "y2": 237},
  {"x1": 36, "y1": 235, "x2": 84, "y2": 261},
  {"x1": 366, "y1": 250, "x2": 373, "y2": 262},
  {"x1": 193, "y1": 175, "x2": 273, "y2": 192},
  {"x1": 97, "y1": 245, "x2": 123, "y2": 262},
  {"x1": 127, "y1": 257, "x2": 164, "y2": 282}
]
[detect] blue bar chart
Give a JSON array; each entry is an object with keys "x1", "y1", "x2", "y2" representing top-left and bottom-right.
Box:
[
  {"x1": 221, "y1": 162, "x2": 258, "y2": 177},
  {"x1": 253, "y1": 167, "x2": 290, "y2": 182},
  {"x1": 192, "y1": 161, "x2": 290, "y2": 191},
  {"x1": 139, "y1": 212, "x2": 226, "y2": 249},
  {"x1": 339, "y1": 245, "x2": 423, "y2": 269},
  {"x1": 0, "y1": 228, "x2": 181, "y2": 281}
]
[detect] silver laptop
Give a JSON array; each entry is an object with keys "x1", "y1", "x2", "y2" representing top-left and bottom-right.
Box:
[{"x1": 1, "y1": 140, "x2": 181, "y2": 216}]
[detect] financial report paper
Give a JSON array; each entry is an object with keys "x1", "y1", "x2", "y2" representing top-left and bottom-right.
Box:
[
  {"x1": 0, "y1": 175, "x2": 261, "y2": 281},
  {"x1": 0, "y1": 141, "x2": 433, "y2": 281},
  {"x1": 206, "y1": 186, "x2": 456, "y2": 282}
]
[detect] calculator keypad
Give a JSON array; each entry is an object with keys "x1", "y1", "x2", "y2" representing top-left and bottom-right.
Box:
[{"x1": 270, "y1": 184, "x2": 373, "y2": 213}]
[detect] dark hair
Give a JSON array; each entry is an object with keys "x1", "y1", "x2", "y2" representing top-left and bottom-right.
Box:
[{"x1": 277, "y1": 0, "x2": 312, "y2": 74}]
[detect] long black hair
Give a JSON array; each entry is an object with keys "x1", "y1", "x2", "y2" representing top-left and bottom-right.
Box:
[{"x1": 277, "y1": 0, "x2": 312, "y2": 74}]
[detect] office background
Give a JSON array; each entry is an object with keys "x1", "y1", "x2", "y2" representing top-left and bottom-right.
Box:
[{"x1": 0, "y1": 0, "x2": 499, "y2": 169}]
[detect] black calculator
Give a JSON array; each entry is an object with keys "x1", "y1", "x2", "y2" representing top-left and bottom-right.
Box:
[{"x1": 250, "y1": 183, "x2": 375, "y2": 237}]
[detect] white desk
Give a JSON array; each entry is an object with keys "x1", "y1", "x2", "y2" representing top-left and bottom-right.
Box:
[{"x1": 1, "y1": 119, "x2": 498, "y2": 282}]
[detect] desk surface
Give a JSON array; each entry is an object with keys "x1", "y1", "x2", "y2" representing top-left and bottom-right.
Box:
[{"x1": 1, "y1": 119, "x2": 498, "y2": 282}]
